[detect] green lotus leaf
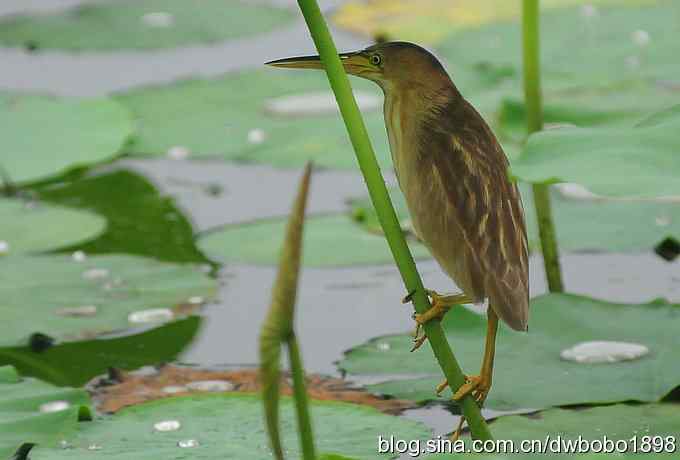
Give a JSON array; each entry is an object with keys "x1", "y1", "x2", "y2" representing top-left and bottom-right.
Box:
[
  {"x1": 511, "y1": 105, "x2": 680, "y2": 197},
  {"x1": 0, "y1": 317, "x2": 201, "y2": 387},
  {"x1": 0, "y1": 366, "x2": 90, "y2": 459},
  {"x1": 428, "y1": 404, "x2": 680, "y2": 458},
  {"x1": 339, "y1": 294, "x2": 680, "y2": 411},
  {"x1": 29, "y1": 393, "x2": 430, "y2": 459},
  {"x1": 116, "y1": 70, "x2": 391, "y2": 169},
  {"x1": 0, "y1": 255, "x2": 216, "y2": 347},
  {"x1": 0, "y1": 0, "x2": 294, "y2": 51},
  {"x1": 33, "y1": 169, "x2": 208, "y2": 263},
  {"x1": 0, "y1": 199, "x2": 105, "y2": 255},
  {"x1": 0, "y1": 94, "x2": 133, "y2": 185},
  {"x1": 437, "y1": 2, "x2": 680, "y2": 93},
  {"x1": 199, "y1": 214, "x2": 431, "y2": 267}
]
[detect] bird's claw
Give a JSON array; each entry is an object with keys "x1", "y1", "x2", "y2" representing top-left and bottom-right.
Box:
[{"x1": 452, "y1": 374, "x2": 490, "y2": 405}]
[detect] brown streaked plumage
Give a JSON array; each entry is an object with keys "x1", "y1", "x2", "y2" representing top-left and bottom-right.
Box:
[{"x1": 267, "y1": 41, "x2": 529, "y2": 435}]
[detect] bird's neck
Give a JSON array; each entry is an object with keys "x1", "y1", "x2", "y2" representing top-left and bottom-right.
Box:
[{"x1": 382, "y1": 78, "x2": 460, "y2": 123}]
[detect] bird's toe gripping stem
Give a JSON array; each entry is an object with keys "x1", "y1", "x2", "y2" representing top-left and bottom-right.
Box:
[{"x1": 402, "y1": 290, "x2": 471, "y2": 351}]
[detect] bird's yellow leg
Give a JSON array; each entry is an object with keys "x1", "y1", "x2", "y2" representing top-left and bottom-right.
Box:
[
  {"x1": 402, "y1": 290, "x2": 472, "y2": 352},
  {"x1": 433, "y1": 310, "x2": 498, "y2": 440},
  {"x1": 452, "y1": 308, "x2": 499, "y2": 404}
]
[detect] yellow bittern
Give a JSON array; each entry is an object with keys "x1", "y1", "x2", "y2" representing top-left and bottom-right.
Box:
[{"x1": 267, "y1": 41, "x2": 529, "y2": 431}]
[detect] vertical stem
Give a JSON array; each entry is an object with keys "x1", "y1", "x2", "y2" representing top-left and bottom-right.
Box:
[
  {"x1": 522, "y1": 0, "x2": 564, "y2": 292},
  {"x1": 287, "y1": 334, "x2": 317, "y2": 460},
  {"x1": 295, "y1": 0, "x2": 492, "y2": 440}
]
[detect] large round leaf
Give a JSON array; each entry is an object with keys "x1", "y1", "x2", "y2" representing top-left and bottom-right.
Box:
[
  {"x1": 116, "y1": 70, "x2": 392, "y2": 169},
  {"x1": 0, "y1": 0, "x2": 294, "y2": 51},
  {"x1": 351, "y1": 185, "x2": 680, "y2": 253},
  {"x1": 30, "y1": 393, "x2": 430, "y2": 459},
  {"x1": 511, "y1": 105, "x2": 680, "y2": 197},
  {"x1": 0, "y1": 366, "x2": 90, "y2": 459},
  {"x1": 436, "y1": 1, "x2": 680, "y2": 93},
  {"x1": 0, "y1": 255, "x2": 216, "y2": 347},
  {"x1": 0, "y1": 317, "x2": 201, "y2": 387},
  {"x1": 0, "y1": 199, "x2": 105, "y2": 255},
  {"x1": 429, "y1": 403, "x2": 680, "y2": 458},
  {"x1": 198, "y1": 214, "x2": 431, "y2": 267},
  {"x1": 0, "y1": 94, "x2": 133, "y2": 184},
  {"x1": 332, "y1": 0, "x2": 648, "y2": 46},
  {"x1": 339, "y1": 294, "x2": 680, "y2": 411},
  {"x1": 33, "y1": 169, "x2": 208, "y2": 263}
]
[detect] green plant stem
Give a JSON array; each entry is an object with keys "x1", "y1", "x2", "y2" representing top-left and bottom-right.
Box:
[
  {"x1": 287, "y1": 334, "x2": 316, "y2": 460},
  {"x1": 295, "y1": 0, "x2": 492, "y2": 441},
  {"x1": 522, "y1": 0, "x2": 564, "y2": 293}
]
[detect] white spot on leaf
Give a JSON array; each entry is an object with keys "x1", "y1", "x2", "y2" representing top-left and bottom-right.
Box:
[
  {"x1": 154, "y1": 420, "x2": 181, "y2": 432},
  {"x1": 264, "y1": 91, "x2": 380, "y2": 116},
  {"x1": 128, "y1": 308, "x2": 174, "y2": 324},
  {"x1": 560, "y1": 340, "x2": 649, "y2": 364}
]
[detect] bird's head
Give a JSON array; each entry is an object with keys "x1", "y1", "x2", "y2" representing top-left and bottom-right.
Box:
[{"x1": 266, "y1": 41, "x2": 451, "y2": 93}]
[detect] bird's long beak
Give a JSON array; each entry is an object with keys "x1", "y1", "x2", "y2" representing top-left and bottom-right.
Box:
[{"x1": 265, "y1": 51, "x2": 369, "y2": 76}]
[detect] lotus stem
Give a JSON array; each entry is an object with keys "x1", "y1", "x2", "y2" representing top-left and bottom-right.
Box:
[{"x1": 522, "y1": 0, "x2": 564, "y2": 292}]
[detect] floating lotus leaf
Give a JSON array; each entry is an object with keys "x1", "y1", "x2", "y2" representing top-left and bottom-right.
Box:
[
  {"x1": 0, "y1": 199, "x2": 104, "y2": 255},
  {"x1": 429, "y1": 404, "x2": 680, "y2": 458},
  {"x1": 116, "y1": 70, "x2": 391, "y2": 169},
  {"x1": 33, "y1": 169, "x2": 207, "y2": 263},
  {"x1": 0, "y1": 93, "x2": 133, "y2": 184},
  {"x1": 0, "y1": 366, "x2": 90, "y2": 459},
  {"x1": 29, "y1": 393, "x2": 429, "y2": 459},
  {"x1": 0, "y1": 0, "x2": 294, "y2": 51},
  {"x1": 332, "y1": 0, "x2": 648, "y2": 45},
  {"x1": 0, "y1": 317, "x2": 201, "y2": 387},
  {"x1": 436, "y1": 2, "x2": 680, "y2": 92},
  {"x1": 199, "y1": 214, "x2": 431, "y2": 267},
  {"x1": 512, "y1": 105, "x2": 680, "y2": 198},
  {"x1": 0, "y1": 255, "x2": 216, "y2": 347},
  {"x1": 339, "y1": 294, "x2": 680, "y2": 411}
]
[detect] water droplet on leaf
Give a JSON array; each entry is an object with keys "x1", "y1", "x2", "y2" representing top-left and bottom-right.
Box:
[
  {"x1": 560, "y1": 340, "x2": 649, "y2": 364},
  {"x1": 39, "y1": 400, "x2": 70, "y2": 413},
  {"x1": 82, "y1": 268, "x2": 109, "y2": 280},
  {"x1": 154, "y1": 420, "x2": 181, "y2": 432},
  {"x1": 72, "y1": 250, "x2": 87, "y2": 262},
  {"x1": 580, "y1": 4, "x2": 598, "y2": 19},
  {"x1": 655, "y1": 215, "x2": 671, "y2": 227},
  {"x1": 247, "y1": 128, "x2": 266, "y2": 144},
  {"x1": 167, "y1": 145, "x2": 190, "y2": 160},
  {"x1": 631, "y1": 29, "x2": 650, "y2": 47},
  {"x1": 88, "y1": 444, "x2": 102, "y2": 451},
  {"x1": 0, "y1": 240, "x2": 10, "y2": 255},
  {"x1": 177, "y1": 439, "x2": 199, "y2": 448},
  {"x1": 142, "y1": 12, "x2": 174, "y2": 28},
  {"x1": 376, "y1": 341, "x2": 391, "y2": 351},
  {"x1": 128, "y1": 308, "x2": 174, "y2": 324},
  {"x1": 264, "y1": 91, "x2": 380, "y2": 116}
]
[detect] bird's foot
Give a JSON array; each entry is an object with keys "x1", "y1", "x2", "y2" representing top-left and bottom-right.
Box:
[
  {"x1": 453, "y1": 374, "x2": 492, "y2": 405},
  {"x1": 435, "y1": 375, "x2": 490, "y2": 441},
  {"x1": 402, "y1": 290, "x2": 471, "y2": 352},
  {"x1": 435, "y1": 374, "x2": 491, "y2": 405}
]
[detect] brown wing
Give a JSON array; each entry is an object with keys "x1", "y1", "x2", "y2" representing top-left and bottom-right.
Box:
[{"x1": 424, "y1": 99, "x2": 529, "y2": 330}]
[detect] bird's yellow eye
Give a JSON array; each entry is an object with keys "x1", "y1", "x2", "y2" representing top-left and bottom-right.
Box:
[{"x1": 370, "y1": 54, "x2": 382, "y2": 66}]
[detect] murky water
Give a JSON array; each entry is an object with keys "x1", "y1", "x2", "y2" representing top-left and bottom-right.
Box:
[{"x1": 2, "y1": 0, "x2": 679, "y2": 444}]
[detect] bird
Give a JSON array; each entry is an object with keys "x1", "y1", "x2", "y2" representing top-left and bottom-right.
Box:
[{"x1": 267, "y1": 41, "x2": 529, "y2": 432}]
